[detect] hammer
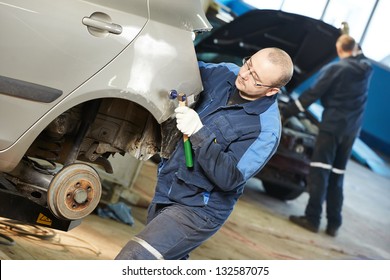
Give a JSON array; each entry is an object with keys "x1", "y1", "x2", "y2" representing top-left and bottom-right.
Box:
[{"x1": 169, "y1": 90, "x2": 194, "y2": 168}]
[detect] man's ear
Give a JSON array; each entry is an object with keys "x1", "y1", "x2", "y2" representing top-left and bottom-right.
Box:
[{"x1": 265, "y1": 88, "x2": 280, "y2": 97}]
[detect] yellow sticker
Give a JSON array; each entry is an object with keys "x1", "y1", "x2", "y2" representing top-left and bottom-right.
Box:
[{"x1": 36, "y1": 213, "x2": 52, "y2": 226}]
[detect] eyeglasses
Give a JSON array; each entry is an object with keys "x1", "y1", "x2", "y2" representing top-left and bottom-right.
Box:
[{"x1": 243, "y1": 56, "x2": 277, "y2": 88}]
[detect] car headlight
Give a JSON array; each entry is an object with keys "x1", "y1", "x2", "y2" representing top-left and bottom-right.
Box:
[{"x1": 295, "y1": 144, "x2": 305, "y2": 154}]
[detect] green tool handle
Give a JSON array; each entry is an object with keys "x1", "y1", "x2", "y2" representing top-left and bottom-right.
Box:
[
  {"x1": 183, "y1": 137, "x2": 193, "y2": 168},
  {"x1": 178, "y1": 93, "x2": 194, "y2": 168}
]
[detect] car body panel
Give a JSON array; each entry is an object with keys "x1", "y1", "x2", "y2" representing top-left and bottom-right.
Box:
[
  {"x1": 0, "y1": 0, "x2": 212, "y2": 228},
  {"x1": 0, "y1": 0, "x2": 148, "y2": 150},
  {"x1": 0, "y1": 0, "x2": 212, "y2": 172}
]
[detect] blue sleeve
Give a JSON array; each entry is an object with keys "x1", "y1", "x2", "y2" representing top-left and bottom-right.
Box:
[
  {"x1": 190, "y1": 126, "x2": 246, "y2": 191},
  {"x1": 237, "y1": 107, "x2": 281, "y2": 179},
  {"x1": 190, "y1": 103, "x2": 280, "y2": 191},
  {"x1": 298, "y1": 63, "x2": 339, "y2": 108}
]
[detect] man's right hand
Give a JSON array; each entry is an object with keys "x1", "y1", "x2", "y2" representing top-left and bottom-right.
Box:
[{"x1": 175, "y1": 106, "x2": 203, "y2": 137}]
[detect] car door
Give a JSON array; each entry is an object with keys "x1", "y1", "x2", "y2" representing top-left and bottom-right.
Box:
[{"x1": 0, "y1": 0, "x2": 148, "y2": 150}]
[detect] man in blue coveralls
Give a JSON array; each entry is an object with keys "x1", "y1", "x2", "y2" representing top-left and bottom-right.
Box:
[
  {"x1": 284, "y1": 35, "x2": 373, "y2": 237},
  {"x1": 116, "y1": 47, "x2": 294, "y2": 260}
]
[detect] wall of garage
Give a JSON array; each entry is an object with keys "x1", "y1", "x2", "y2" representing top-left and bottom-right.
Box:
[{"x1": 360, "y1": 62, "x2": 390, "y2": 157}]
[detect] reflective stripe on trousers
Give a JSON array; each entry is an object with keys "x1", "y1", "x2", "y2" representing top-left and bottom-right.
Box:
[
  {"x1": 310, "y1": 162, "x2": 346, "y2": 174},
  {"x1": 132, "y1": 236, "x2": 164, "y2": 260}
]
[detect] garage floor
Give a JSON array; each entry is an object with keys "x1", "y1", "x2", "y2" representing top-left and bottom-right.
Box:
[{"x1": 1, "y1": 158, "x2": 389, "y2": 260}]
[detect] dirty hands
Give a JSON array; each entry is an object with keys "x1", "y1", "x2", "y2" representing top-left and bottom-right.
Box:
[{"x1": 175, "y1": 106, "x2": 203, "y2": 136}]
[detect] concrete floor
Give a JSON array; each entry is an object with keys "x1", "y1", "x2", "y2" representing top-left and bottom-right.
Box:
[{"x1": 0, "y1": 158, "x2": 389, "y2": 260}]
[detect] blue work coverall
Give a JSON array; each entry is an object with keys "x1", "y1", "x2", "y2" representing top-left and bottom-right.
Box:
[
  {"x1": 116, "y1": 61, "x2": 281, "y2": 260},
  {"x1": 283, "y1": 55, "x2": 373, "y2": 230}
]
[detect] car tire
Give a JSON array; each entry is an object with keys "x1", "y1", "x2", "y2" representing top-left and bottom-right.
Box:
[{"x1": 262, "y1": 181, "x2": 305, "y2": 200}]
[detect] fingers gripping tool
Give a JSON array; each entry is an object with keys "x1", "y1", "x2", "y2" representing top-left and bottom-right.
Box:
[{"x1": 169, "y1": 89, "x2": 193, "y2": 168}]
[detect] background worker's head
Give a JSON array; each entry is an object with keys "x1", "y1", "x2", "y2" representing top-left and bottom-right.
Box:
[
  {"x1": 336, "y1": 34, "x2": 356, "y2": 59},
  {"x1": 236, "y1": 47, "x2": 293, "y2": 100}
]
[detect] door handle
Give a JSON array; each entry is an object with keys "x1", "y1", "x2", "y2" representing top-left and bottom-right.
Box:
[{"x1": 82, "y1": 16, "x2": 122, "y2": 35}]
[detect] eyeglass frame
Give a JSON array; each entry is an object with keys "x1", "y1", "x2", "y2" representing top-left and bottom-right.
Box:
[{"x1": 242, "y1": 56, "x2": 279, "y2": 89}]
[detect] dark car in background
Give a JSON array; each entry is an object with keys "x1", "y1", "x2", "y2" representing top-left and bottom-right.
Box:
[{"x1": 195, "y1": 8, "x2": 341, "y2": 200}]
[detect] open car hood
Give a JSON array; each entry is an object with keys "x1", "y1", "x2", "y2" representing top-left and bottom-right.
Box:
[{"x1": 195, "y1": 9, "x2": 342, "y2": 91}]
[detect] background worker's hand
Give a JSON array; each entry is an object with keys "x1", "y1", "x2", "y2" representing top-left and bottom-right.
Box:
[{"x1": 175, "y1": 106, "x2": 203, "y2": 136}]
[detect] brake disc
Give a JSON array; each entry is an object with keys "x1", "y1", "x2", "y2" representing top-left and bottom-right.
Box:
[{"x1": 47, "y1": 163, "x2": 102, "y2": 220}]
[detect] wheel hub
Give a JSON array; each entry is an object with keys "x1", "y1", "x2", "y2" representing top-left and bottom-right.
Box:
[{"x1": 47, "y1": 164, "x2": 101, "y2": 220}]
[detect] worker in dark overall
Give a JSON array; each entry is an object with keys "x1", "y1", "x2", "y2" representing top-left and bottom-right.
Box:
[
  {"x1": 115, "y1": 47, "x2": 294, "y2": 260},
  {"x1": 283, "y1": 34, "x2": 373, "y2": 237}
]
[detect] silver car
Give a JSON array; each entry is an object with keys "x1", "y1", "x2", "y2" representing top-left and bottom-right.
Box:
[{"x1": 0, "y1": 0, "x2": 211, "y2": 229}]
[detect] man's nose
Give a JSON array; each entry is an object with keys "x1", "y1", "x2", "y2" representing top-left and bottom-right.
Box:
[{"x1": 241, "y1": 69, "x2": 250, "y2": 80}]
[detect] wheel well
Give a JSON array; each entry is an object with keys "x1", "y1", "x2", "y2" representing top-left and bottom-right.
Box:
[{"x1": 26, "y1": 98, "x2": 161, "y2": 172}]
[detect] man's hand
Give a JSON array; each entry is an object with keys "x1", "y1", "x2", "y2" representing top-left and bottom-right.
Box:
[{"x1": 175, "y1": 106, "x2": 203, "y2": 136}]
